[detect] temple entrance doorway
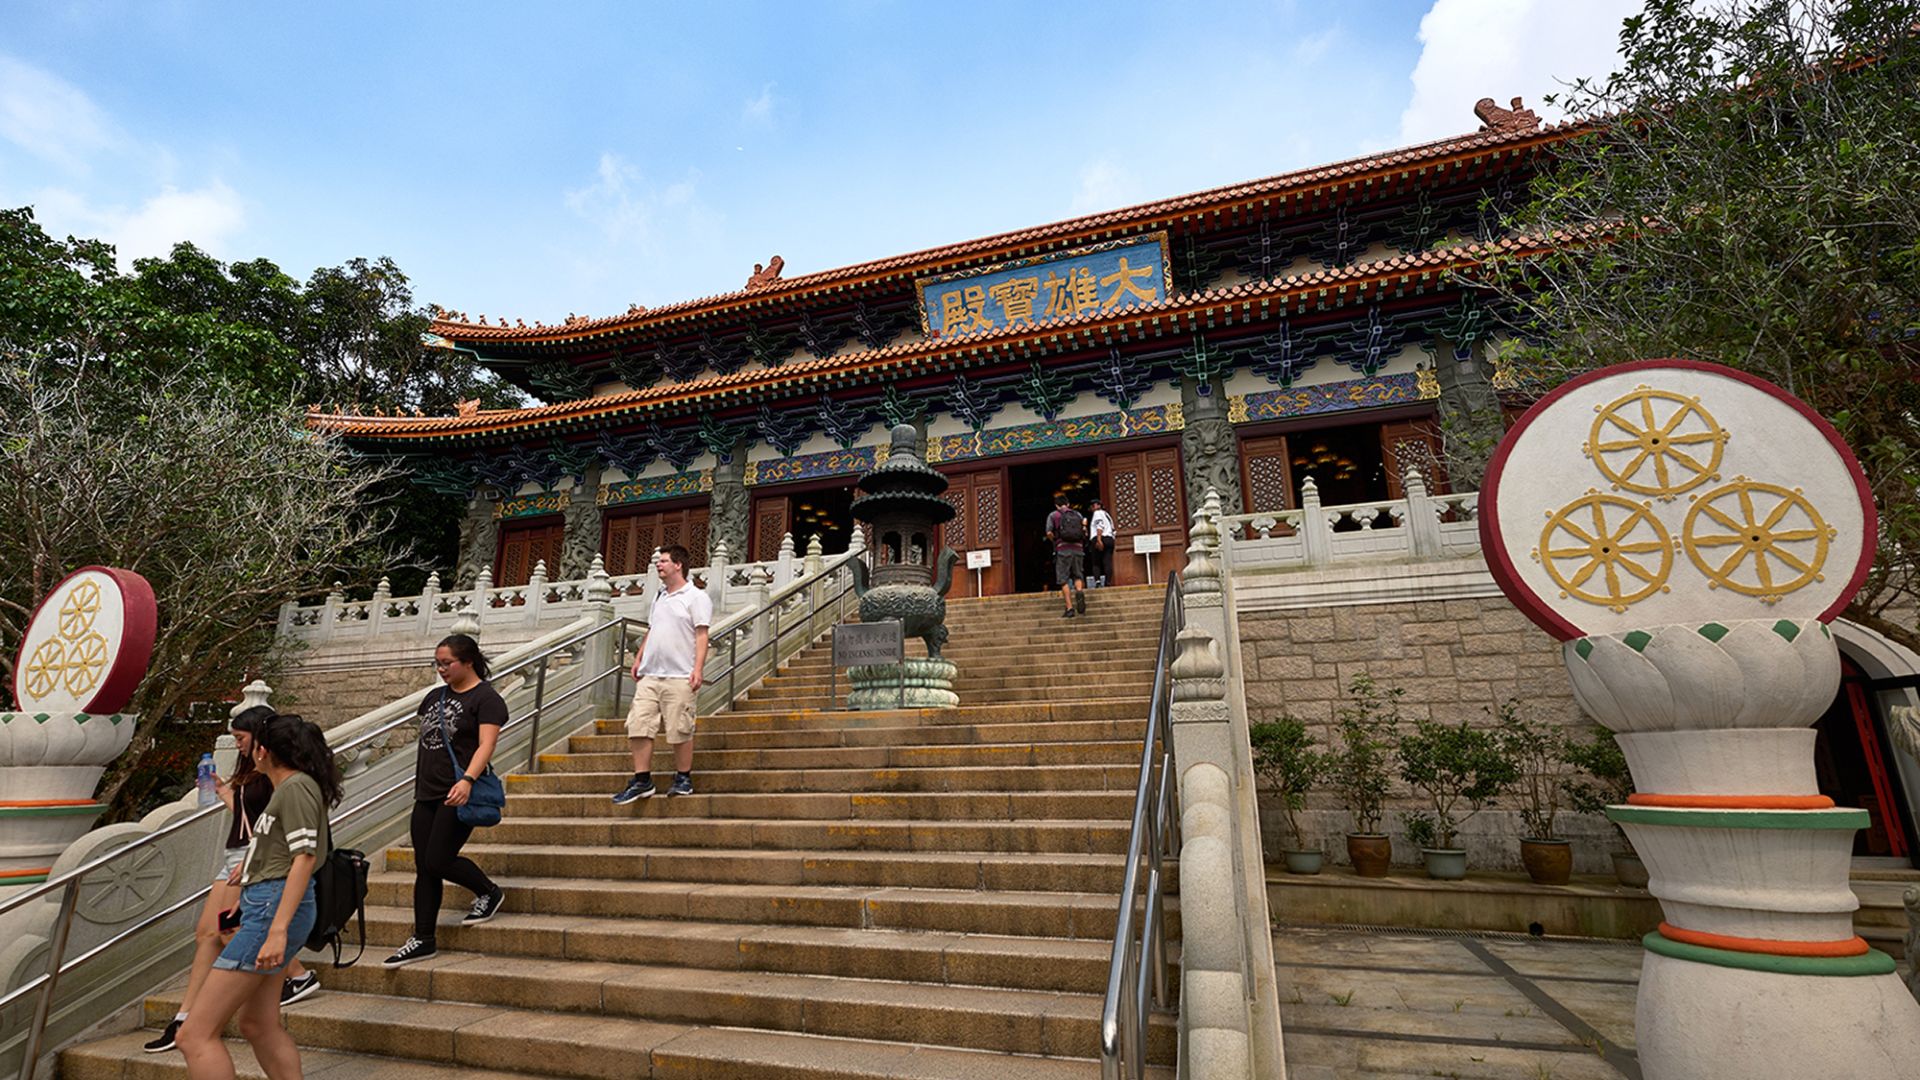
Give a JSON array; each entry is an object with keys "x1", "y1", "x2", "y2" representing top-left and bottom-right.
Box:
[
  {"x1": 1008, "y1": 455, "x2": 1099, "y2": 593},
  {"x1": 1816, "y1": 656, "x2": 1916, "y2": 859},
  {"x1": 749, "y1": 481, "x2": 856, "y2": 563}
]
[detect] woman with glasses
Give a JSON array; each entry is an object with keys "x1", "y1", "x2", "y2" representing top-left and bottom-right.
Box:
[{"x1": 382, "y1": 633, "x2": 506, "y2": 967}]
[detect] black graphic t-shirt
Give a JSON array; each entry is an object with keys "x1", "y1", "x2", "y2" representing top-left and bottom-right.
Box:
[
  {"x1": 224, "y1": 772, "x2": 273, "y2": 851},
  {"x1": 415, "y1": 681, "x2": 507, "y2": 801}
]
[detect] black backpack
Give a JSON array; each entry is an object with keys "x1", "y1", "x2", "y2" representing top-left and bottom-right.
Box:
[
  {"x1": 305, "y1": 817, "x2": 369, "y2": 967},
  {"x1": 1055, "y1": 509, "x2": 1086, "y2": 544}
]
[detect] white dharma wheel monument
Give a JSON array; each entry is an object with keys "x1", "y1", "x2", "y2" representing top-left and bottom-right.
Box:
[
  {"x1": 1, "y1": 567, "x2": 156, "y2": 889},
  {"x1": 1482, "y1": 359, "x2": 1920, "y2": 1079}
]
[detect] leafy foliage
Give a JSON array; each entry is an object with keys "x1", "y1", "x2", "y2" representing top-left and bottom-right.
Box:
[
  {"x1": 1492, "y1": 698, "x2": 1574, "y2": 840},
  {"x1": 1328, "y1": 674, "x2": 1402, "y2": 834},
  {"x1": 1484, "y1": 0, "x2": 1920, "y2": 654},
  {"x1": 1250, "y1": 716, "x2": 1328, "y2": 849},
  {"x1": 1564, "y1": 726, "x2": 1636, "y2": 849},
  {"x1": 1396, "y1": 717, "x2": 1517, "y2": 850}
]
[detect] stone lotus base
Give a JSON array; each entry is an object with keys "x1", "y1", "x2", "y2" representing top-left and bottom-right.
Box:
[
  {"x1": 1, "y1": 711, "x2": 135, "y2": 887},
  {"x1": 1636, "y1": 949, "x2": 1920, "y2": 1079},
  {"x1": 846, "y1": 658, "x2": 958, "y2": 710}
]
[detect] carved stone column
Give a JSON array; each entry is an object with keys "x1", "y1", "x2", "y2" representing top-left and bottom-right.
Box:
[
  {"x1": 1431, "y1": 337, "x2": 1504, "y2": 488},
  {"x1": 558, "y1": 465, "x2": 603, "y2": 580},
  {"x1": 709, "y1": 443, "x2": 750, "y2": 564},
  {"x1": 454, "y1": 489, "x2": 500, "y2": 589},
  {"x1": 1179, "y1": 381, "x2": 1244, "y2": 519}
]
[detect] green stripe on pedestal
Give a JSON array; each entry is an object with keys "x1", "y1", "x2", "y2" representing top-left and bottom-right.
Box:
[
  {"x1": 1607, "y1": 806, "x2": 1870, "y2": 830},
  {"x1": 0, "y1": 803, "x2": 107, "y2": 818},
  {"x1": 0, "y1": 871, "x2": 51, "y2": 885},
  {"x1": 1643, "y1": 932, "x2": 1897, "y2": 977}
]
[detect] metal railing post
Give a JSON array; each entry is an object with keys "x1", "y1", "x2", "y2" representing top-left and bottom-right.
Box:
[
  {"x1": 612, "y1": 625, "x2": 628, "y2": 719},
  {"x1": 525, "y1": 664, "x2": 548, "y2": 774},
  {"x1": 19, "y1": 878, "x2": 82, "y2": 1080}
]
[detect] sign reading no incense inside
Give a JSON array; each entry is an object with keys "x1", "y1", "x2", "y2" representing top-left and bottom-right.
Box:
[{"x1": 1480, "y1": 360, "x2": 1876, "y2": 640}]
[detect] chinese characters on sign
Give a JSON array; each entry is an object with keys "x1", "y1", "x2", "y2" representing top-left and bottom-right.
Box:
[{"x1": 918, "y1": 233, "x2": 1172, "y2": 337}]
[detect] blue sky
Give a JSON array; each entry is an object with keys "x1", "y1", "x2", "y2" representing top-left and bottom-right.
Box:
[{"x1": 2, "y1": 0, "x2": 1638, "y2": 324}]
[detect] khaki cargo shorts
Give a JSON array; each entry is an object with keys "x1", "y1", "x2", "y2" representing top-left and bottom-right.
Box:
[{"x1": 626, "y1": 675, "x2": 697, "y2": 743}]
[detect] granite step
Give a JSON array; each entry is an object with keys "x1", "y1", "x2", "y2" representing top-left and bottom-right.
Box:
[
  {"x1": 569, "y1": 716, "x2": 1146, "y2": 753},
  {"x1": 505, "y1": 761, "x2": 1139, "y2": 795},
  {"x1": 479, "y1": 816, "x2": 1133, "y2": 855},
  {"x1": 538, "y1": 738, "x2": 1143, "y2": 774},
  {"x1": 499, "y1": 789, "x2": 1138, "y2": 822}
]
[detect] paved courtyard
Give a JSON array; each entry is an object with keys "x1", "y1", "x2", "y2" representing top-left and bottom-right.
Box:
[{"x1": 1275, "y1": 927, "x2": 1644, "y2": 1080}]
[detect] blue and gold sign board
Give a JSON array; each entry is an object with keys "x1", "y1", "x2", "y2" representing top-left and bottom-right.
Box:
[{"x1": 917, "y1": 233, "x2": 1172, "y2": 338}]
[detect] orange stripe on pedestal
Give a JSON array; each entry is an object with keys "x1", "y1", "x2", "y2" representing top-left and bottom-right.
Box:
[
  {"x1": 1627, "y1": 793, "x2": 1835, "y2": 810},
  {"x1": 0, "y1": 799, "x2": 100, "y2": 807},
  {"x1": 0, "y1": 867, "x2": 54, "y2": 879},
  {"x1": 1657, "y1": 922, "x2": 1869, "y2": 957}
]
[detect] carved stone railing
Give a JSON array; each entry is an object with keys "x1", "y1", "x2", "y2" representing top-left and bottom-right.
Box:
[
  {"x1": 277, "y1": 534, "x2": 826, "y2": 648},
  {"x1": 1220, "y1": 467, "x2": 1479, "y2": 571}
]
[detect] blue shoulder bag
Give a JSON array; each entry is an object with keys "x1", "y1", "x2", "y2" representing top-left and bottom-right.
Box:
[{"x1": 434, "y1": 688, "x2": 506, "y2": 827}]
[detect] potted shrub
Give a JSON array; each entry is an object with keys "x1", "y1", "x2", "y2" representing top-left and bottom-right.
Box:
[
  {"x1": 1493, "y1": 699, "x2": 1576, "y2": 885},
  {"x1": 1329, "y1": 674, "x2": 1400, "y2": 877},
  {"x1": 1395, "y1": 716, "x2": 1516, "y2": 880},
  {"x1": 1251, "y1": 716, "x2": 1328, "y2": 874},
  {"x1": 1564, "y1": 726, "x2": 1645, "y2": 887}
]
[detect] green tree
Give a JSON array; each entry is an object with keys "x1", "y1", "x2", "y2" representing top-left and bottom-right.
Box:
[{"x1": 1486, "y1": 0, "x2": 1920, "y2": 653}]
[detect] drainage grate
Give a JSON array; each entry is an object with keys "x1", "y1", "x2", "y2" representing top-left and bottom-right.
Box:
[{"x1": 1273, "y1": 920, "x2": 1642, "y2": 947}]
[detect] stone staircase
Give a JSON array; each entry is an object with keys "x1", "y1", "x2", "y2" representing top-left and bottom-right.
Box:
[{"x1": 63, "y1": 586, "x2": 1179, "y2": 1079}]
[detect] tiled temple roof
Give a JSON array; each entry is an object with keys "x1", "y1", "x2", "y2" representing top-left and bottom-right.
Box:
[
  {"x1": 312, "y1": 231, "x2": 1565, "y2": 442},
  {"x1": 423, "y1": 117, "x2": 1588, "y2": 348}
]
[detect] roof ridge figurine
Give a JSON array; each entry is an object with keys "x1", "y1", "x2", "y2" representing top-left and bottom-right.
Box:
[{"x1": 1474, "y1": 95, "x2": 1542, "y2": 134}]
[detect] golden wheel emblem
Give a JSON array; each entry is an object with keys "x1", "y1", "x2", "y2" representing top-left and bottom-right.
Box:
[
  {"x1": 24, "y1": 639, "x2": 66, "y2": 698},
  {"x1": 1586, "y1": 387, "x2": 1728, "y2": 498},
  {"x1": 1683, "y1": 479, "x2": 1833, "y2": 602},
  {"x1": 1535, "y1": 492, "x2": 1674, "y2": 612},
  {"x1": 62, "y1": 632, "x2": 109, "y2": 695},
  {"x1": 58, "y1": 581, "x2": 102, "y2": 638}
]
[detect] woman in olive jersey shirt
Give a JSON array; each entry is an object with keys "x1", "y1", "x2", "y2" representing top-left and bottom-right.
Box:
[{"x1": 176, "y1": 715, "x2": 341, "y2": 1079}]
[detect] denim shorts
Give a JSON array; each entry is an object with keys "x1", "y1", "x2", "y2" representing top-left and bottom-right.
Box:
[
  {"x1": 213, "y1": 847, "x2": 246, "y2": 884},
  {"x1": 213, "y1": 878, "x2": 315, "y2": 974}
]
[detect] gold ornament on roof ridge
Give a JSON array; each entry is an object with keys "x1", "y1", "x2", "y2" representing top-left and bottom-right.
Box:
[
  {"x1": 1584, "y1": 385, "x2": 1728, "y2": 499},
  {"x1": 1533, "y1": 490, "x2": 1674, "y2": 612},
  {"x1": 1682, "y1": 477, "x2": 1834, "y2": 603}
]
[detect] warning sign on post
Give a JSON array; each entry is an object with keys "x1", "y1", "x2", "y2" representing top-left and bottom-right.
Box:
[{"x1": 834, "y1": 621, "x2": 904, "y2": 668}]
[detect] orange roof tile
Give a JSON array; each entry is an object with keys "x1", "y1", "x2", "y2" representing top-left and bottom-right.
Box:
[
  {"x1": 427, "y1": 119, "x2": 1587, "y2": 347},
  {"x1": 316, "y1": 233, "x2": 1560, "y2": 442}
]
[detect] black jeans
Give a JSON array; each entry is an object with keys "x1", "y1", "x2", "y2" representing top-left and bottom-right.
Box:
[
  {"x1": 1087, "y1": 538, "x2": 1113, "y2": 582},
  {"x1": 409, "y1": 799, "x2": 496, "y2": 941}
]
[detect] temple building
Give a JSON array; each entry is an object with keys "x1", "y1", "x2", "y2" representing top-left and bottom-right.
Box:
[{"x1": 310, "y1": 99, "x2": 1561, "y2": 596}]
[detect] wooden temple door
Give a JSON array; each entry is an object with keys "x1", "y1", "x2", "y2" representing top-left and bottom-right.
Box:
[
  {"x1": 939, "y1": 467, "x2": 1009, "y2": 597},
  {"x1": 496, "y1": 517, "x2": 565, "y2": 587},
  {"x1": 1238, "y1": 434, "x2": 1296, "y2": 537},
  {"x1": 1380, "y1": 418, "x2": 1451, "y2": 497},
  {"x1": 751, "y1": 494, "x2": 790, "y2": 563},
  {"x1": 1101, "y1": 447, "x2": 1187, "y2": 586},
  {"x1": 602, "y1": 505, "x2": 709, "y2": 576}
]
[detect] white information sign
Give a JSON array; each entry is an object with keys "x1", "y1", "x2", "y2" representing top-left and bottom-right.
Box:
[
  {"x1": 1131, "y1": 533, "x2": 1162, "y2": 554},
  {"x1": 966, "y1": 550, "x2": 992, "y2": 569}
]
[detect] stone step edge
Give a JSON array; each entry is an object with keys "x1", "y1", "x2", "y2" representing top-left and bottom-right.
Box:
[{"x1": 364, "y1": 870, "x2": 1180, "y2": 907}]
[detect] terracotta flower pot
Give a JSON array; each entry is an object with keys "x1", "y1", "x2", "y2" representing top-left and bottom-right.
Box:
[
  {"x1": 1611, "y1": 850, "x2": 1650, "y2": 889},
  {"x1": 1520, "y1": 838, "x2": 1573, "y2": 885},
  {"x1": 1346, "y1": 833, "x2": 1391, "y2": 877},
  {"x1": 1422, "y1": 848, "x2": 1468, "y2": 880},
  {"x1": 1282, "y1": 849, "x2": 1324, "y2": 875}
]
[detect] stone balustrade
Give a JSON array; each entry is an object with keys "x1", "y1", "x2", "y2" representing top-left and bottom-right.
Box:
[
  {"x1": 1219, "y1": 467, "x2": 1479, "y2": 571},
  {"x1": 276, "y1": 535, "x2": 823, "y2": 647}
]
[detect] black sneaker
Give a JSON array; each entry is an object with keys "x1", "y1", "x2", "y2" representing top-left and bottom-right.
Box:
[
  {"x1": 612, "y1": 775, "x2": 655, "y2": 804},
  {"x1": 280, "y1": 971, "x2": 321, "y2": 1007},
  {"x1": 1074, "y1": 587, "x2": 1086, "y2": 615},
  {"x1": 381, "y1": 936, "x2": 436, "y2": 968},
  {"x1": 462, "y1": 886, "x2": 506, "y2": 925},
  {"x1": 142, "y1": 1018, "x2": 183, "y2": 1053},
  {"x1": 1061, "y1": 608, "x2": 1076, "y2": 618},
  {"x1": 668, "y1": 773, "x2": 693, "y2": 797}
]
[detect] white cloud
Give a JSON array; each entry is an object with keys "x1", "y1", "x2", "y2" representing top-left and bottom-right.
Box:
[
  {"x1": 29, "y1": 181, "x2": 248, "y2": 265},
  {"x1": 742, "y1": 83, "x2": 776, "y2": 127},
  {"x1": 565, "y1": 152, "x2": 702, "y2": 248},
  {"x1": 0, "y1": 56, "x2": 120, "y2": 174},
  {"x1": 1398, "y1": 0, "x2": 1644, "y2": 145},
  {"x1": 1068, "y1": 158, "x2": 1145, "y2": 216},
  {"x1": 560, "y1": 152, "x2": 722, "y2": 304}
]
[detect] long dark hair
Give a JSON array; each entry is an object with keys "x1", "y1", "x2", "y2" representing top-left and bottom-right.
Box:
[
  {"x1": 255, "y1": 714, "x2": 344, "y2": 809},
  {"x1": 438, "y1": 633, "x2": 490, "y2": 680},
  {"x1": 228, "y1": 705, "x2": 273, "y2": 791}
]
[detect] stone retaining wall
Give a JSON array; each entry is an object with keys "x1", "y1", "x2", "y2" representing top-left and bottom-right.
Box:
[
  {"x1": 272, "y1": 664, "x2": 433, "y2": 732},
  {"x1": 1239, "y1": 596, "x2": 1620, "y2": 874}
]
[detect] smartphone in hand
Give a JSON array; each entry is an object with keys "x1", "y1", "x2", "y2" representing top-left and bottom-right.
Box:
[{"x1": 218, "y1": 907, "x2": 243, "y2": 934}]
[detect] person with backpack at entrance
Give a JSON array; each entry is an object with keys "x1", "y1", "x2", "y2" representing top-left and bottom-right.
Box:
[
  {"x1": 175, "y1": 715, "x2": 339, "y2": 1080},
  {"x1": 1047, "y1": 494, "x2": 1089, "y2": 618},
  {"x1": 1087, "y1": 498, "x2": 1116, "y2": 588},
  {"x1": 383, "y1": 633, "x2": 507, "y2": 968},
  {"x1": 145, "y1": 708, "x2": 320, "y2": 1054}
]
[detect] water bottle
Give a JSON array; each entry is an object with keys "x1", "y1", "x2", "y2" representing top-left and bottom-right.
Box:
[{"x1": 195, "y1": 753, "x2": 218, "y2": 807}]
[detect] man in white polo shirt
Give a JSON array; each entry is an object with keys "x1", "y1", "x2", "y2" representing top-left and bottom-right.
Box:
[{"x1": 613, "y1": 544, "x2": 712, "y2": 802}]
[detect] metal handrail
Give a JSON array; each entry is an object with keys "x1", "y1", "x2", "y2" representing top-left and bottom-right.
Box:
[
  {"x1": 7, "y1": 613, "x2": 644, "y2": 1080},
  {"x1": 1099, "y1": 572, "x2": 1184, "y2": 1080},
  {"x1": 706, "y1": 556, "x2": 861, "y2": 709}
]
